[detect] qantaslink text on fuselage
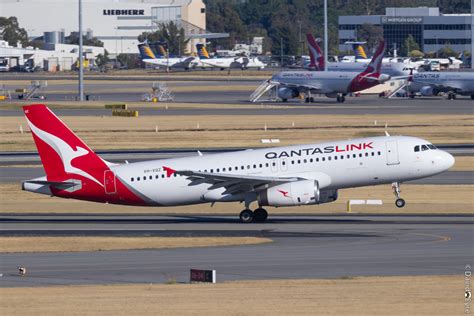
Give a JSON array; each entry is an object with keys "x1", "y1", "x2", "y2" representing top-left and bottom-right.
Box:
[{"x1": 265, "y1": 142, "x2": 374, "y2": 159}]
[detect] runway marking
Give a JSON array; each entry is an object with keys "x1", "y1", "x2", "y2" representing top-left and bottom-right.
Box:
[{"x1": 410, "y1": 233, "x2": 452, "y2": 244}]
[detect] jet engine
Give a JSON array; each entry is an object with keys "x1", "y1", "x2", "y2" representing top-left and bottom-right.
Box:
[
  {"x1": 278, "y1": 87, "x2": 299, "y2": 101},
  {"x1": 258, "y1": 180, "x2": 319, "y2": 206},
  {"x1": 257, "y1": 180, "x2": 339, "y2": 207},
  {"x1": 420, "y1": 86, "x2": 440, "y2": 96}
]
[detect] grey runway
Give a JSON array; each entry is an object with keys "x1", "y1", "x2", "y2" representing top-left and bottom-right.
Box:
[
  {"x1": 1, "y1": 96, "x2": 474, "y2": 116},
  {"x1": 0, "y1": 214, "x2": 472, "y2": 287},
  {"x1": 0, "y1": 166, "x2": 471, "y2": 184}
]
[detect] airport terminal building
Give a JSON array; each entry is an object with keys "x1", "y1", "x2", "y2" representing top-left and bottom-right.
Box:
[
  {"x1": 339, "y1": 7, "x2": 473, "y2": 55},
  {"x1": 0, "y1": 0, "x2": 224, "y2": 55}
]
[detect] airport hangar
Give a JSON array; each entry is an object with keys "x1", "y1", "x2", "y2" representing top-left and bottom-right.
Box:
[
  {"x1": 338, "y1": 7, "x2": 473, "y2": 56},
  {"x1": 0, "y1": 0, "x2": 227, "y2": 56}
]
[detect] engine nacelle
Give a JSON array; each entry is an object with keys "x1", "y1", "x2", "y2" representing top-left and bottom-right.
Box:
[
  {"x1": 258, "y1": 180, "x2": 319, "y2": 207},
  {"x1": 420, "y1": 86, "x2": 440, "y2": 96},
  {"x1": 278, "y1": 87, "x2": 299, "y2": 100}
]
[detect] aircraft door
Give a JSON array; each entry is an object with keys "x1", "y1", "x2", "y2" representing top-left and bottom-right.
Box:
[
  {"x1": 271, "y1": 160, "x2": 278, "y2": 173},
  {"x1": 104, "y1": 170, "x2": 117, "y2": 194},
  {"x1": 385, "y1": 141, "x2": 400, "y2": 165}
]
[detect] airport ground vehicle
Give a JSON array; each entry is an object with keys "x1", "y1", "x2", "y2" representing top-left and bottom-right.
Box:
[{"x1": 22, "y1": 104, "x2": 454, "y2": 223}]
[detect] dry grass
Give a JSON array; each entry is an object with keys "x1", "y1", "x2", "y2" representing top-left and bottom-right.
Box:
[
  {"x1": 1, "y1": 114, "x2": 472, "y2": 151},
  {"x1": 1, "y1": 183, "x2": 472, "y2": 214},
  {"x1": 0, "y1": 236, "x2": 271, "y2": 253},
  {"x1": 0, "y1": 275, "x2": 460, "y2": 315}
]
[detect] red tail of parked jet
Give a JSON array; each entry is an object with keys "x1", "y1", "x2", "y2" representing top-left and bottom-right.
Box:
[
  {"x1": 348, "y1": 40, "x2": 388, "y2": 92},
  {"x1": 22, "y1": 104, "x2": 146, "y2": 205},
  {"x1": 306, "y1": 33, "x2": 324, "y2": 70}
]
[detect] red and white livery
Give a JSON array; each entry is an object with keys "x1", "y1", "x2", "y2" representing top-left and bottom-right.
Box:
[{"x1": 22, "y1": 104, "x2": 454, "y2": 223}]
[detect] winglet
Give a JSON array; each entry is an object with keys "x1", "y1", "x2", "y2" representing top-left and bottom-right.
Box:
[{"x1": 163, "y1": 166, "x2": 176, "y2": 177}]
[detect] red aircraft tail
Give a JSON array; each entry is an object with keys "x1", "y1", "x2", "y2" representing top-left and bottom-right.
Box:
[{"x1": 306, "y1": 33, "x2": 324, "y2": 70}]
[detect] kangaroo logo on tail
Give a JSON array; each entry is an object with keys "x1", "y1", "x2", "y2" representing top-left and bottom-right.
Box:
[{"x1": 306, "y1": 34, "x2": 324, "y2": 70}]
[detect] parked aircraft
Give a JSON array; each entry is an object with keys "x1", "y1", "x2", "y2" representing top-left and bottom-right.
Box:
[
  {"x1": 306, "y1": 34, "x2": 414, "y2": 77},
  {"x1": 22, "y1": 104, "x2": 454, "y2": 223},
  {"x1": 271, "y1": 40, "x2": 392, "y2": 102},
  {"x1": 138, "y1": 42, "x2": 195, "y2": 70},
  {"x1": 196, "y1": 44, "x2": 266, "y2": 70},
  {"x1": 407, "y1": 71, "x2": 474, "y2": 100}
]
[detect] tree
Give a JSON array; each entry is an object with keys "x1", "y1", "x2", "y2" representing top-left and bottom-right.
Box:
[
  {"x1": 67, "y1": 32, "x2": 104, "y2": 47},
  {"x1": 95, "y1": 50, "x2": 110, "y2": 68},
  {"x1": 116, "y1": 53, "x2": 141, "y2": 69},
  {"x1": 437, "y1": 45, "x2": 457, "y2": 57},
  {"x1": 409, "y1": 49, "x2": 424, "y2": 58},
  {"x1": 357, "y1": 23, "x2": 383, "y2": 52},
  {"x1": 0, "y1": 17, "x2": 28, "y2": 46},
  {"x1": 401, "y1": 34, "x2": 420, "y2": 56},
  {"x1": 138, "y1": 21, "x2": 189, "y2": 56}
]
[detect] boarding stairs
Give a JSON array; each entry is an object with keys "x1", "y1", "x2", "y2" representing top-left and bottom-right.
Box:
[
  {"x1": 143, "y1": 82, "x2": 174, "y2": 102},
  {"x1": 22, "y1": 81, "x2": 47, "y2": 100},
  {"x1": 249, "y1": 80, "x2": 279, "y2": 102},
  {"x1": 385, "y1": 80, "x2": 411, "y2": 99}
]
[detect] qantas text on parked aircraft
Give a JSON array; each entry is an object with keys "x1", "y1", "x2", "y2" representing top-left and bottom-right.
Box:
[{"x1": 22, "y1": 104, "x2": 454, "y2": 223}]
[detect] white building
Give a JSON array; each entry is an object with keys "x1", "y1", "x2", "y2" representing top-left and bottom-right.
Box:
[{"x1": 1, "y1": 0, "x2": 225, "y2": 55}]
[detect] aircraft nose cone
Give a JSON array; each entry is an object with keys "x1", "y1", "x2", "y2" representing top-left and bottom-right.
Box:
[{"x1": 444, "y1": 152, "x2": 455, "y2": 170}]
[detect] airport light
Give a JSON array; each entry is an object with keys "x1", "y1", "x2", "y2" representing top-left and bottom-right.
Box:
[{"x1": 78, "y1": 0, "x2": 84, "y2": 101}]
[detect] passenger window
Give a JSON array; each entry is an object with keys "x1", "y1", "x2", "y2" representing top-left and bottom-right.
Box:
[
  {"x1": 421, "y1": 145, "x2": 429, "y2": 151},
  {"x1": 353, "y1": 154, "x2": 356, "y2": 158},
  {"x1": 322, "y1": 157, "x2": 325, "y2": 161},
  {"x1": 316, "y1": 158, "x2": 319, "y2": 162},
  {"x1": 365, "y1": 153, "x2": 369, "y2": 157},
  {"x1": 359, "y1": 153, "x2": 362, "y2": 157},
  {"x1": 173, "y1": 174, "x2": 177, "y2": 177},
  {"x1": 253, "y1": 164, "x2": 256, "y2": 168},
  {"x1": 310, "y1": 158, "x2": 313, "y2": 163},
  {"x1": 371, "y1": 152, "x2": 375, "y2": 156},
  {"x1": 346, "y1": 155, "x2": 350, "y2": 159},
  {"x1": 161, "y1": 174, "x2": 165, "y2": 178},
  {"x1": 297, "y1": 160, "x2": 301, "y2": 164},
  {"x1": 328, "y1": 157, "x2": 332, "y2": 161},
  {"x1": 265, "y1": 163, "x2": 269, "y2": 167},
  {"x1": 216, "y1": 168, "x2": 220, "y2": 172},
  {"x1": 247, "y1": 165, "x2": 250, "y2": 169},
  {"x1": 241, "y1": 166, "x2": 244, "y2": 170},
  {"x1": 282, "y1": 161, "x2": 286, "y2": 165},
  {"x1": 210, "y1": 169, "x2": 214, "y2": 173},
  {"x1": 155, "y1": 175, "x2": 158, "y2": 179},
  {"x1": 131, "y1": 178, "x2": 134, "y2": 182},
  {"x1": 149, "y1": 176, "x2": 152, "y2": 180},
  {"x1": 291, "y1": 161, "x2": 295, "y2": 165},
  {"x1": 137, "y1": 177, "x2": 140, "y2": 181},
  {"x1": 377, "y1": 151, "x2": 381, "y2": 155},
  {"x1": 223, "y1": 168, "x2": 226, "y2": 172},
  {"x1": 272, "y1": 162, "x2": 276, "y2": 166},
  {"x1": 303, "y1": 159, "x2": 307, "y2": 163},
  {"x1": 259, "y1": 164, "x2": 263, "y2": 168},
  {"x1": 414, "y1": 145, "x2": 420, "y2": 152},
  {"x1": 340, "y1": 155, "x2": 344, "y2": 159}
]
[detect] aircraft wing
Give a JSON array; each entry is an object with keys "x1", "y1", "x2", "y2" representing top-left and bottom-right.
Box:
[
  {"x1": 278, "y1": 82, "x2": 324, "y2": 92},
  {"x1": 174, "y1": 169, "x2": 300, "y2": 195}
]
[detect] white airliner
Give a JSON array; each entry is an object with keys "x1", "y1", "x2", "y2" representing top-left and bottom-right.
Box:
[
  {"x1": 407, "y1": 71, "x2": 474, "y2": 100},
  {"x1": 22, "y1": 104, "x2": 454, "y2": 223},
  {"x1": 196, "y1": 44, "x2": 266, "y2": 70},
  {"x1": 138, "y1": 43, "x2": 195, "y2": 70}
]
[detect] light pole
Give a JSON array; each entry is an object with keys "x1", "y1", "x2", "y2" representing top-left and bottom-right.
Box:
[
  {"x1": 280, "y1": 37, "x2": 283, "y2": 68},
  {"x1": 78, "y1": 0, "x2": 84, "y2": 101},
  {"x1": 324, "y1": 0, "x2": 328, "y2": 71}
]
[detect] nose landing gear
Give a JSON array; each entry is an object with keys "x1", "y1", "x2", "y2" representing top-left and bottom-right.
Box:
[{"x1": 392, "y1": 182, "x2": 406, "y2": 208}]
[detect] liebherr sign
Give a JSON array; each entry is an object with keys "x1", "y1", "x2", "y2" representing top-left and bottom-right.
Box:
[{"x1": 103, "y1": 9, "x2": 145, "y2": 15}]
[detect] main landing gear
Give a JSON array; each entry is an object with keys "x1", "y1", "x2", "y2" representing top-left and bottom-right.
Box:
[
  {"x1": 239, "y1": 207, "x2": 268, "y2": 223},
  {"x1": 336, "y1": 93, "x2": 346, "y2": 103},
  {"x1": 392, "y1": 182, "x2": 406, "y2": 208}
]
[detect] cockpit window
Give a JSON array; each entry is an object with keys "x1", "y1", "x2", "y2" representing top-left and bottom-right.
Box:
[
  {"x1": 421, "y1": 145, "x2": 429, "y2": 151},
  {"x1": 414, "y1": 145, "x2": 420, "y2": 152},
  {"x1": 427, "y1": 144, "x2": 437, "y2": 150}
]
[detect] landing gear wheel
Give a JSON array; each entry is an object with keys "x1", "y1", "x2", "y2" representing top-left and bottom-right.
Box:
[
  {"x1": 341, "y1": 95, "x2": 346, "y2": 102},
  {"x1": 305, "y1": 97, "x2": 310, "y2": 103},
  {"x1": 395, "y1": 198, "x2": 406, "y2": 208},
  {"x1": 253, "y1": 208, "x2": 268, "y2": 222},
  {"x1": 336, "y1": 95, "x2": 341, "y2": 103},
  {"x1": 309, "y1": 97, "x2": 314, "y2": 103},
  {"x1": 239, "y1": 209, "x2": 254, "y2": 223},
  {"x1": 471, "y1": 94, "x2": 474, "y2": 100}
]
